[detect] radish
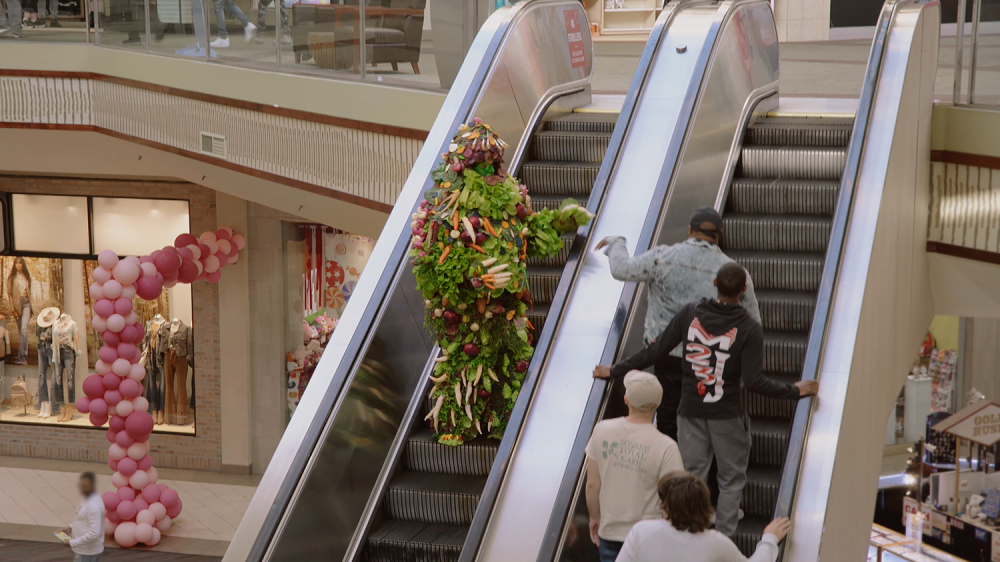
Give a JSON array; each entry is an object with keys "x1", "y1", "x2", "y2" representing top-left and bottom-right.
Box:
[{"x1": 463, "y1": 343, "x2": 480, "y2": 358}]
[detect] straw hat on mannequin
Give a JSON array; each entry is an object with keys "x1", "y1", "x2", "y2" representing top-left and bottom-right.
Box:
[{"x1": 37, "y1": 307, "x2": 60, "y2": 328}]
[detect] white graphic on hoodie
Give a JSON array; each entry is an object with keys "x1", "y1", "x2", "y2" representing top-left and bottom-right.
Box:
[{"x1": 685, "y1": 317, "x2": 738, "y2": 403}]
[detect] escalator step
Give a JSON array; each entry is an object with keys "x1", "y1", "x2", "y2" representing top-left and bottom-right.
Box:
[
  {"x1": 733, "y1": 514, "x2": 770, "y2": 558},
  {"x1": 365, "y1": 520, "x2": 467, "y2": 562},
  {"x1": 722, "y1": 215, "x2": 832, "y2": 253},
  {"x1": 527, "y1": 267, "x2": 563, "y2": 305},
  {"x1": 763, "y1": 333, "x2": 806, "y2": 375},
  {"x1": 531, "y1": 196, "x2": 568, "y2": 212},
  {"x1": 405, "y1": 428, "x2": 499, "y2": 476},
  {"x1": 532, "y1": 130, "x2": 612, "y2": 163},
  {"x1": 745, "y1": 118, "x2": 853, "y2": 147},
  {"x1": 546, "y1": 112, "x2": 618, "y2": 133},
  {"x1": 727, "y1": 178, "x2": 839, "y2": 215},
  {"x1": 526, "y1": 304, "x2": 549, "y2": 336},
  {"x1": 741, "y1": 372, "x2": 801, "y2": 419},
  {"x1": 749, "y1": 418, "x2": 793, "y2": 467},
  {"x1": 740, "y1": 146, "x2": 846, "y2": 180},
  {"x1": 730, "y1": 251, "x2": 824, "y2": 292},
  {"x1": 757, "y1": 290, "x2": 816, "y2": 333},
  {"x1": 520, "y1": 161, "x2": 601, "y2": 196},
  {"x1": 741, "y1": 466, "x2": 782, "y2": 517},
  {"x1": 385, "y1": 471, "x2": 487, "y2": 526}
]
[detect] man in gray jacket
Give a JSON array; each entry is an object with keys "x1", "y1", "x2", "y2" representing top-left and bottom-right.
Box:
[{"x1": 593, "y1": 207, "x2": 760, "y2": 439}]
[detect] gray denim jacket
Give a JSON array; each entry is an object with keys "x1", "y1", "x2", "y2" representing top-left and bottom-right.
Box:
[{"x1": 603, "y1": 236, "x2": 761, "y2": 356}]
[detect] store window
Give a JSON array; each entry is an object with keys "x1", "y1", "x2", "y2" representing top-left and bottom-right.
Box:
[
  {"x1": 0, "y1": 194, "x2": 196, "y2": 435},
  {"x1": 282, "y1": 223, "x2": 375, "y2": 418}
]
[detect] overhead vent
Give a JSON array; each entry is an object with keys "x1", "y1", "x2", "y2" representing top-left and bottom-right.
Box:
[{"x1": 200, "y1": 132, "x2": 227, "y2": 159}]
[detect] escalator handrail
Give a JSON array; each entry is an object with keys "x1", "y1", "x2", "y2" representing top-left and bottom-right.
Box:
[
  {"x1": 454, "y1": 3, "x2": 706, "y2": 560},
  {"x1": 773, "y1": 0, "x2": 923, "y2": 547},
  {"x1": 235, "y1": 4, "x2": 549, "y2": 560},
  {"x1": 525, "y1": 1, "x2": 766, "y2": 560}
]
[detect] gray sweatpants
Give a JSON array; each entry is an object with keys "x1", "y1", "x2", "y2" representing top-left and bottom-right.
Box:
[
  {"x1": 677, "y1": 414, "x2": 752, "y2": 537},
  {"x1": 0, "y1": 0, "x2": 22, "y2": 34}
]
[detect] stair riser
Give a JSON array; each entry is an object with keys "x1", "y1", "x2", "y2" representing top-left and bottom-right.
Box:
[
  {"x1": 546, "y1": 119, "x2": 616, "y2": 133},
  {"x1": 740, "y1": 147, "x2": 846, "y2": 180},
  {"x1": 532, "y1": 136, "x2": 610, "y2": 163},
  {"x1": 385, "y1": 489, "x2": 481, "y2": 526},
  {"x1": 758, "y1": 297, "x2": 816, "y2": 333},
  {"x1": 733, "y1": 533, "x2": 762, "y2": 557},
  {"x1": 723, "y1": 217, "x2": 831, "y2": 253},
  {"x1": 727, "y1": 180, "x2": 839, "y2": 215},
  {"x1": 763, "y1": 340, "x2": 805, "y2": 375},
  {"x1": 365, "y1": 541, "x2": 461, "y2": 562},
  {"x1": 528, "y1": 273, "x2": 560, "y2": 304},
  {"x1": 520, "y1": 164, "x2": 600, "y2": 196},
  {"x1": 746, "y1": 126, "x2": 851, "y2": 147},
  {"x1": 741, "y1": 481, "x2": 779, "y2": 517},
  {"x1": 405, "y1": 441, "x2": 496, "y2": 476},
  {"x1": 735, "y1": 256, "x2": 823, "y2": 292},
  {"x1": 741, "y1": 389, "x2": 797, "y2": 419},
  {"x1": 750, "y1": 430, "x2": 790, "y2": 467}
]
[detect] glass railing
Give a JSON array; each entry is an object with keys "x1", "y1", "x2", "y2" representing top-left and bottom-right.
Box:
[
  {"x1": 952, "y1": 0, "x2": 1000, "y2": 105},
  {"x1": 2, "y1": 0, "x2": 517, "y2": 92}
]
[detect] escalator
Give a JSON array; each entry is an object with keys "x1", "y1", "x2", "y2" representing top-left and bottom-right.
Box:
[
  {"x1": 723, "y1": 116, "x2": 852, "y2": 553},
  {"x1": 364, "y1": 111, "x2": 617, "y2": 562}
]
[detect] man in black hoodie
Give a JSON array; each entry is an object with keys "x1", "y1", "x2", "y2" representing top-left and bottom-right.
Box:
[{"x1": 594, "y1": 263, "x2": 818, "y2": 537}]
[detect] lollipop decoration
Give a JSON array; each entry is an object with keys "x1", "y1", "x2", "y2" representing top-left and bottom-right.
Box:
[{"x1": 78, "y1": 228, "x2": 246, "y2": 547}]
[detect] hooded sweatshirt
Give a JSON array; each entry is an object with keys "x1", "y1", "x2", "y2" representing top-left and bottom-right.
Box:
[{"x1": 610, "y1": 299, "x2": 799, "y2": 419}]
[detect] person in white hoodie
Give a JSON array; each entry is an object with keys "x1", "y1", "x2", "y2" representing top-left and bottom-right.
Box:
[
  {"x1": 60, "y1": 472, "x2": 105, "y2": 562},
  {"x1": 615, "y1": 472, "x2": 788, "y2": 562}
]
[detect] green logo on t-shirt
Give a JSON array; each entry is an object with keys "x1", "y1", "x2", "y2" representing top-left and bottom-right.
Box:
[{"x1": 601, "y1": 440, "x2": 618, "y2": 459}]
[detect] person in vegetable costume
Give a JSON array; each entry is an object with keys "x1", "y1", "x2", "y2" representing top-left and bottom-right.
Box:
[{"x1": 410, "y1": 118, "x2": 594, "y2": 446}]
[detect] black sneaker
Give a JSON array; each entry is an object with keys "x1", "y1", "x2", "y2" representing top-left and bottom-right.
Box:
[{"x1": 48, "y1": 20, "x2": 61, "y2": 27}]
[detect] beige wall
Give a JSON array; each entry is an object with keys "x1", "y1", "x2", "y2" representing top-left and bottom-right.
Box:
[
  {"x1": 931, "y1": 105, "x2": 1000, "y2": 157},
  {"x1": 773, "y1": 0, "x2": 831, "y2": 42}
]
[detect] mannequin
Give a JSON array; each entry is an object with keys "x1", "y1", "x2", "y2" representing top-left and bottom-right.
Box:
[
  {"x1": 34, "y1": 307, "x2": 59, "y2": 419},
  {"x1": 163, "y1": 318, "x2": 191, "y2": 425},
  {"x1": 52, "y1": 313, "x2": 81, "y2": 422},
  {"x1": 0, "y1": 312, "x2": 10, "y2": 409},
  {"x1": 141, "y1": 314, "x2": 167, "y2": 425}
]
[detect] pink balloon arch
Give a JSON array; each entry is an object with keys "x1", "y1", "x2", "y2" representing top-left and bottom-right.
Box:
[{"x1": 76, "y1": 228, "x2": 246, "y2": 547}]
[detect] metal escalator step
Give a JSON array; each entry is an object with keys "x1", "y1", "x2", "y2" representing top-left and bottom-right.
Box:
[
  {"x1": 729, "y1": 251, "x2": 824, "y2": 292},
  {"x1": 750, "y1": 418, "x2": 792, "y2": 466},
  {"x1": 527, "y1": 267, "x2": 563, "y2": 304},
  {"x1": 727, "y1": 179, "x2": 839, "y2": 215},
  {"x1": 741, "y1": 372, "x2": 801, "y2": 419},
  {"x1": 384, "y1": 471, "x2": 487, "y2": 526},
  {"x1": 526, "y1": 304, "x2": 550, "y2": 335},
  {"x1": 405, "y1": 427, "x2": 498, "y2": 476},
  {"x1": 546, "y1": 112, "x2": 618, "y2": 133},
  {"x1": 531, "y1": 131, "x2": 612, "y2": 163},
  {"x1": 722, "y1": 215, "x2": 832, "y2": 253},
  {"x1": 364, "y1": 520, "x2": 467, "y2": 562},
  {"x1": 745, "y1": 118, "x2": 853, "y2": 147},
  {"x1": 520, "y1": 161, "x2": 601, "y2": 196},
  {"x1": 763, "y1": 333, "x2": 806, "y2": 375},
  {"x1": 757, "y1": 290, "x2": 816, "y2": 333},
  {"x1": 739, "y1": 146, "x2": 846, "y2": 180},
  {"x1": 531, "y1": 196, "x2": 566, "y2": 212},
  {"x1": 733, "y1": 514, "x2": 770, "y2": 557},
  {"x1": 528, "y1": 233, "x2": 574, "y2": 268},
  {"x1": 741, "y1": 465, "x2": 782, "y2": 517}
]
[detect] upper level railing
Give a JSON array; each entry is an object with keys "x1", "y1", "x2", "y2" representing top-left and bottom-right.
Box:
[
  {"x1": 0, "y1": 0, "x2": 511, "y2": 92},
  {"x1": 952, "y1": 0, "x2": 999, "y2": 106}
]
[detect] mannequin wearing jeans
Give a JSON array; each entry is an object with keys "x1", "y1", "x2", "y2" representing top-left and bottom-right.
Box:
[
  {"x1": 7, "y1": 257, "x2": 34, "y2": 365},
  {"x1": 142, "y1": 315, "x2": 167, "y2": 425},
  {"x1": 52, "y1": 314, "x2": 81, "y2": 422},
  {"x1": 34, "y1": 323, "x2": 55, "y2": 418},
  {"x1": 163, "y1": 319, "x2": 191, "y2": 425}
]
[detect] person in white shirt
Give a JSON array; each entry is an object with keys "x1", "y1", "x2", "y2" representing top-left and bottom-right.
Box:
[
  {"x1": 60, "y1": 472, "x2": 105, "y2": 562},
  {"x1": 585, "y1": 371, "x2": 684, "y2": 562},
  {"x1": 616, "y1": 472, "x2": 790, "y2": 562}
]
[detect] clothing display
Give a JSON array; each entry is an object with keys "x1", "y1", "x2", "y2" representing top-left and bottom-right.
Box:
[
  {"x1": 34, "y1": 307, "x2": 58, "y2": 418},
  {"x1": 51, "y1": 313, "x2": 81, "y2": 422},
  {"x1": 141, "y1": 314, "x2": 167, "y2": 425},
  {"x1": 162, "y1": 319, "x2": 192, "y2": 425}
]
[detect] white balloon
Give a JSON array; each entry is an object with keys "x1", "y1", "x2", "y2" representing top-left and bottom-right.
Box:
[
  {"x1": 147, "y1": 467, "x2": 158, "y2": 485},
  {"x1": 109, "y1": 444, "x2": 127, "y2": 461},
  {"x1": 116, "y1": 399, "x2": 134, "y2": 417},
  {"x1": 186, "y1": 244, "x2": 202, "y2": 260},
  {"x1": 154, "y1": 515, "x2": 171, "y2": 532},
  {"x1": 129, "y1": 470, "x2": 149, "y2": 490},
  {"x1": 95, "y1": 360, "x2": 112, "y2": 375},
  {"x1": 111, "y1": 471, "x2": 129, "y2": 489},
  {"x1": 140, "y1": 263, "x2": 157, "y2": 277},
  {"x1": 128, "y1": 364, "x2": 146, "y2": 382},
  {"x1": 133, "y1": 396, "x2": 149, "y2": 412},
  {"x1": 127, "y1": 442, "x2": 146, "y2": 461},
  {"x1": 120, "y1": 285, "x2": 137, "y2": 300}
]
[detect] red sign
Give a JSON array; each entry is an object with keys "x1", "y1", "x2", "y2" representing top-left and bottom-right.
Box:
[{"x1": 564, "y1": 9, "x2": 586, "y2": 69}]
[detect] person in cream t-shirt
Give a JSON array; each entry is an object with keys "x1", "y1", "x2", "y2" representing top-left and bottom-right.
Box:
[{"x1": 585, "y1": 370, "x2": 684, "y2": 562}]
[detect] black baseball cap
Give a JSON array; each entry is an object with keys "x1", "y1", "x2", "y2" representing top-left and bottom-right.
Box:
[{"x1": 690, "y1": 207, "x2": 723, "y2": 238}]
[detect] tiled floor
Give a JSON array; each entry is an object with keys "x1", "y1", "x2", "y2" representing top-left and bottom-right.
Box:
[{"x1": 0, "y1": 456, "x2": 259, "y2": 556}]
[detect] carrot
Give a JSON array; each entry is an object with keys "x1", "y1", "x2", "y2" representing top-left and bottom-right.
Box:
[
  {"x1": 483, "y1": 218, "x2": 498, "y2": 237},
  {"x1": 438, "y1": 246, "x2": 452, "y2": 265},
  {"x1": 485, "y1": 282, "x2": 496, "y2": 290},
  {"x1": 452, "y1": 211, "x2": 460, "y2": 231},
  {"x1": 526, "y1": 319, "x2": 535, "y2": 331},
  {"x1": 468, "y1": 244, "x2": 486, "y2": 254},
  {"x1": 481, "y1": 274, "x2": 494, "y2": 281}
]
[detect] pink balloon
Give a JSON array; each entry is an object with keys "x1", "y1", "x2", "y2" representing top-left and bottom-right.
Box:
[
  {"x1": 115, "y1": 521, "x2": 138, "y2": 547},
  {"x1": 136, "y1": 275, "x2": 164, "y2": 301},
  {"x1": 117, "y1": 343, "x2": 137, "y2": 360},
  {"x1": 128, "y1": 364, "x2": 146, "y2": 382},
  {"x1": 90, "y1": 412, "x2": 109, "y2": 426},
  {"x1": 165, "y1": 499, "x2": 183, "y2": 519},
  {"x1": 108, "y1": 510, "x2": 123, "y2": 526},
  {"x1": 176, "y1": 246, "x2": 194, "y2": 261},
  {"x1": 106, "y1": 520, "x2": 119, "y2": 536},
  {"x1": 104, "y1": 390, "x2": 122, "y2": 407},
  {"x1": 227, "y1": 242, "x2": 239, "y2": 258},
  {"x1": 116, "y1": 400, "x2": 134, "y2": 417},
  {"x1": 133, "y1": 321, "x2": 145, "y2": 340},
  {"x1": 119, "y1": 378, "x2": 141, "y2": 398},
  {"x1": 198, "y1": 243, "x2": 211, "y2": 261},
  {"x1": 98, "y1": 250, "x2": 119, "y2": 269},
  {"x1": 107, "y1": 314, "x2": 126, "y2": 333},
  {"x1": 116, "y1": 430, "x2": 134, "y2": 448},
  {"x1": 136, "y1": 509, "x2": 156, "y2": 526},
  {"x1": 103, "y1": 491, "x2": 120, "y2": 511},
  {"x1": 150, "y1": 502, "x2": 168, "y2": 521},
  {"x1": 110, "y1": 415, "x2": 127, "y2": 432},
  {"x1": 103, "y1": 372, "x2": 121, "y2": 390},
  {"x1": 90, "y1": 398, "x2": 109, "y2": 417},
  {"x1": 126, "y1": 411, "x2": 155, "y2": 439},
  {"x1": 83, "y1": 375, "x2": 105, "y2": 399},
  {"x1": 203, "y1": 254, "x2": 220, "y2": 274},
  {"x1": 102, "y1": 331, "x2": 121, "y2": 347},
  {"x1": 127, "y1": 442, "x2": 146, "y2": 461},
  {"x1": 118, "y1": 456, "x2": 137, "y2": 476},
  {"x1": 114, "y1": 298, "x2": 133, "y2": 316},
  {"x1": 134, "y1": 499, "x2": 149, "y2": 514},
  {"x1": 93, "y1": 266, "x2": 112, "y2": 284},
  {"x1": 228, "y1": 253, "x2": 239, "y2": 265},
  {"x1": 204, "y1": 239, "x2": 219, "y2": 255},
  {"x1": 163, "y1": 278, "x2": 178, "y2": 289},
  {"x1": 129, "y1": 470, "x2": 149, "y2": 490},
  {"x1": 92, "y1": 316, "x2": 108, "y2": 333},
  {"x1": 215, "y1": 250, "x2": 229, "y2": 265},
  {"x1": 206, "y1": 270, "x2": 222, "y2": 284},
  {"x1": 89, "y1": 282, "x2": 105, "y2": 300},
  {"x1": 141, "y1": 484, "x2": 160, "y2": 504},
  {"x1": 137, "y1": 453, "x2": 152, "y2": 470},
  {"x1": 117, "y1": 500, "x2": 137, "y2": 521},
  {"x1": 112, "y1": 358, "x2": 131, "y2": 376},
  {"x1": 139, "y1": 262, "x2": 157, "y2": 278},
  {"x1": 125, "y1": 255, "x2": 140, "y2": 265},
  {"x1": 113, "y1": 261, "x2": 141, "y2": 285},
  {"x1": 146, "y1": 467, "x2": 158, "y2": 485},
  {"x1": 140, "y1": 254, "x2": 155, "y2": 264},
  {"x1": 110, "y1": 471, "x2": 129, "y2": 489},
  {"x1": 118, "y1": 487, "x2": 136, "y2": 502},
  {"x1": 94, "y1": 299, "x2": 114, "y2": 318},
  {"x1": 175, "y1": 233, "x2": 198, "y2": 247},
  {"x1": 154, "y1": 252, "x2": 180, "y2": 276},
  {"x1": 100, "y1": 346, "x2": 119, "y2": 365},
  {"x1": 103, "y1": 279, "x2": 123, "y2": 299},
  {"x1": 76, "y1": 396, "x2": 91, "y2": 414},
  {"x1": 95, "y1": 360, "x2": 111, "y2": 375},
  {"x1": 149, "y1": 528, "x2": 161, "y2": 546},
  {"x1": 186, "y1": 244, "x2": 202, "y2": 260},
  {"x1": 232, "y1": 233, "x2": 246, "y2": 250},
  {"x1": 108, "y1": 457, "x2": 119, "y2": 471},
  {"x1": 133, "y1": 396, "x2": 149, "y2": 413},
  {"x1": 107, "y1": 429, "x2": 118, "y2": 445},
  {"x1": 217, "y1": 239, "x2": 232, "y2": 255},
  {"x1": 177, "y1": 260, "x2": 199, "y2": 284},
  {"x1": 119, "y1": 324, "x2": 138, "y2": 344},
  {"x1": 216, "y1": 228, "x2": 232, "y2": 240},
  {"x1": 121, "y1": 285, "x2": 137, "y2": 300},
  {"x1": 159, "y1": 488, "x2": 179, "y2": 508},
  {"x1": 200, "y1": 230, "x2": 217, "y2": 243}
]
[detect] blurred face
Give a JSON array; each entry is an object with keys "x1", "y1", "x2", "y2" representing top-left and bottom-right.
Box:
[
  {"x1": 14, "y1": 261, "x2": 22, "y2": 273},
  {"x1": 78, "y1": 476, "x2": 94, "y2": 497}
]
